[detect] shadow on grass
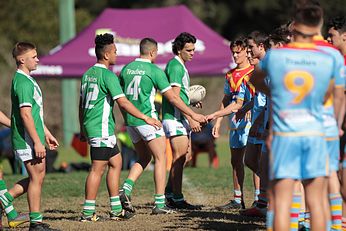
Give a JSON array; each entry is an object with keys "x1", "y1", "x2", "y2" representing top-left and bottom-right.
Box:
[
  {"x1": 164, "y1": 209, "x2": 265, "y2": 231},
  {"x1": 43, "y1": 209, "x2": 80, "y2": 221}
]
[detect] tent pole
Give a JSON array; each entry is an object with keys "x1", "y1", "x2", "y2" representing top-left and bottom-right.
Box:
[{"x1": 59, "y1": 0, "x2": 78, "y2": 145}]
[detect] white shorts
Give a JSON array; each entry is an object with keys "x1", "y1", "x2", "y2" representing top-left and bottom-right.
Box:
[
  {"x1": 88, "y1": 135, "x2": 117, "y2": 148},
  {"x1": 14, "y1": 148, "x2": 34, "y2": 162},
  {"x1": 127, "y1": 125, "x2": 165, "y2": 143},
  {"x1": 162, "y1": 119, "x2": 191, "y2": 138}
]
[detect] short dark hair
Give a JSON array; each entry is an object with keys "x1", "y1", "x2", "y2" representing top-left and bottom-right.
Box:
[
  {"x1": 95, "y1": 33, "x2": 114, "y2": 60},
  {"x1": 140, "y1": 38, "x2": 157, "y2": 55},
  {"x1": 230, "y1": 37, "x2": 247, "y2": 50},
  {"x1": 293, "y1": 4, "x2": 323, "y2": 27},
  {"x1": 12, "y1": 42, "x2": 36, "y2": 65},
  {"x1": 247, "y1": 31, "x2": 268, "y2": 46},
  {"x1": 265, "y1": 27, "x2": 291, "y2": 48},
  {"x1": 172, "y1": 32, "x2": 196, "y2": 55},
  {"x1": 328, "y1": 16, "x2": 346, "y2": 33}
]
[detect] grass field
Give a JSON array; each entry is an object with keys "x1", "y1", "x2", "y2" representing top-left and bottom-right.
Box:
[{"x1": 0, "y1": 137, "x2": 266, "y2": 230}]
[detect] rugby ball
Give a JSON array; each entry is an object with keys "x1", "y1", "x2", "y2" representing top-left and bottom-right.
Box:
[{"x1": 189, "y1": 85, "x2": 206, "y2": 104}]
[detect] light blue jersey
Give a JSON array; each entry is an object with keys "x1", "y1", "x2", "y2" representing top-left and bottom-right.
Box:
[
  {"x1": 260, "y1": 43, "x2": 337, "y2": 136},
  {"x1": 260, "y1": 42, "x2": 339, "y2": 180},
  {"x1": 314, "y1": 38, "x2": 345, "y2": 138},
  {"x1": 224, "y1": 80, "x2": 253, "y2": 148}
]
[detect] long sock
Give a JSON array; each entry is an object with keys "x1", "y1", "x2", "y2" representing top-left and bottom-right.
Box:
[
  {"x1": 165, "y1": 184, "x2": 173, "y2": 199},
  {"x1": 304, "y1": 212, "x2": 311, "y2": 229},
  {"x1": 154, "y1": 194, "x2": 165, "y2": 209},
  {"x1": 257, "y1": 190, "x2": 268, "y2": 208},
  {"x1": 83, "y1": 200, "x2": 96, "y2": 216},
  {"x1": 0, "y1": 180, "x2": 18, "y2": 220},
  {"x1": 329, "y1": 193, "x2": 342, "y2": 230},
  {"x1": 123, "y1": 179, "x2": 134, "y2": 197},
  {"x1": 234, "y1": 190, "x2": 242, "y2": 204},
  {"x1": 0, "y1": 192, "x2": 18, "y2": 220},
  {"x1": 29, "y1": 212, "x2": 43, "y2": 224},
  {"x1": 298, "y1": 209, "x2": 305, "y2": 228},
  {"x1": 290, "y1": 193, "x2": 301, "y2": 231},
  {"x1": 172, "y1": 193, "x2": 184, "y2": 202},
  {"x1": 266, "y1": 210, "x2": 274, "y2": 231},
  {"x1": 342, "y1": 217, "x2": 346, "y2": 230},
  {"x1": 110, "y1": 196, "x2": 122, "y2": 214},
  {"x1": 0, "y1": 180, "x2": 8, "y2": 195},
  {"x1": 254, "y1": 189, "x2": 260, "y2": 201}
]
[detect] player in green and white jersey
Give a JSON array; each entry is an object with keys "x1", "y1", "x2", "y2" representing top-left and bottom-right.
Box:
[
  {"x1": 118, "y1": 38, "x2": 206, "y2": 215},
  {"x1": 162, "y1": 32, "x2": 202, "y2": 210},
  {"x1": 79, "y1": 34, "x2": 161, "y2": 222},
  {"x1": 9, "y1": 42, "x2": 59, "y2": 231}
]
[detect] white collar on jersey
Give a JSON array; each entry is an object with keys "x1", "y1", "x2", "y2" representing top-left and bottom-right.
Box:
[
  {"x1": 16, "y1": 69, "x2": 33, "y2": 80},
  {"x1": 174, "y1": 55, "x2": 187, "y2": 68},
  {"x1": 135, "y1": 58, "x2": 151, "y2": 63},
  {"x1": 94, "y1": 63, "x2": 107, "y2": 69}
]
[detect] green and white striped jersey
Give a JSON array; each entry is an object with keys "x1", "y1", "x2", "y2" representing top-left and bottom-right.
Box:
[
  {"x1": 80, "y1": 64, "x2": 125, "y2": 138},
  {"x1": 11, "y1": 70, "x2": 45, "y2": 150},
  {"x1": 162, "y1": 56, "x2": 190, "y2": 121},
  {"x1": 119, "y1": 58, "x2": 171, "y2": 126}
]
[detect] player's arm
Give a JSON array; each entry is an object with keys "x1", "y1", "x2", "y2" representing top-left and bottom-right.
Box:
[
  {"x1": 78, "y1": 95, "x2": 87, "y2": 141},
  {"x1": 116, "y1": 96, "x2": 162, "y2": 129},
  {"x1": 333, "y1": 86, "x2": 345, "y2": 124},
  {"x1": 207, "y1": 97, "x2": 244, "y2": 120},
  {"x1": 44, "y1": 125, "x2": 59, "y2": 150},
  {"x1": 211, "y1": 94, "x2": 230, "y2": 138},
  {"x1": 20, "y1": 106, "x2": 46, "y2": 158},
  {"x1": 250, "y1": 67, "x2": 270, "y2": 96},
  {"x1": 0, "y1": 110, "x2": 11, "y2": 127},
  {"x1": 163, "y1": 89, "x2": 207, "y2": 124},
  {"x1": 171, "y1": 86, "x2": 202, "y2": 133}
]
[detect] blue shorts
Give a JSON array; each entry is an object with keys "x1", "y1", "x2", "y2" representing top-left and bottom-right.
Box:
[
  {"x1": 270, "y1": 135, "x2": 328, "y2": 180},
  {"x1": 229, "y1": 127, "x2": 250, "y2": 149},
  {"x1": 326, "y1": 138, "x2": 340, "y2": 172}
]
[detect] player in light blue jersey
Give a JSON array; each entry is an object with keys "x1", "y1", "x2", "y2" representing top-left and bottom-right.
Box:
[
  {"x1": 313, "y1": 35, "x2": 345, "y2": 231},
  {"x1": 251, "y1": 5, "x2": 343, "y2": 231},
  {"x1": 210, "y1": 38, "x2": 255, "y2": 210}
]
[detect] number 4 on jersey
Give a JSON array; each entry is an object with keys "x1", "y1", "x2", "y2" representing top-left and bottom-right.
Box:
[{"x1": 126, "y1": 75, "x2": 142, "y2": 100}]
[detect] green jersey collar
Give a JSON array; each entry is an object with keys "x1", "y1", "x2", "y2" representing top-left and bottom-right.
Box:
[
  {"x1": 135, "y1": 58, "x2": 151, "y2": 63},
  {"x1": 174, "y1": 55, "x2": 186, "y2": 67},
  {"x1": 94, "y1": 63, "x2": 107, "y2": 69},
  {"x1": 16, "y1": 69, "x2": 34, "y2": 80}
]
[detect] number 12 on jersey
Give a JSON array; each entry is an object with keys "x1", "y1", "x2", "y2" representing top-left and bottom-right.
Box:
[
  {"x1": 81, "y1": 83, "x2": 99, "y2": 109},
  {"x1": 126, "y1": 75, "x2": 142, "y2": 100}
]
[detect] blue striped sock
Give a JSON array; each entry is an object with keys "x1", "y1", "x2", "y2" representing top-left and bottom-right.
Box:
[{"x1": 290, "y1": 193, "x2": 301, "y2": 231}]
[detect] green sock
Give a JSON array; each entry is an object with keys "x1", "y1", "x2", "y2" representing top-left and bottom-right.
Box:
[
  {"x1": 123, "y1": 179, "x2": 134, "y2": 196},
  {"x1": 110, "y1": 196, "x2": 122, "y2": 214},
  {"x1": 172, "y1": 193, "x2": 184, "y2": 202},
  {"x1": 0, "y1": 180, "x2": 8, "y2": 193},
  {"x1": 154, "y1": 194, "x2": 165, "y2": 209},
  {"x1": 0, "y1": 192, "x2": 18, "y2": 220},
  {"x1": 82, "y1": 200, "x2": 96, "y2": 217},
  {"x1": 29, "y1": 212, "x2": 43, "y2": 224}
]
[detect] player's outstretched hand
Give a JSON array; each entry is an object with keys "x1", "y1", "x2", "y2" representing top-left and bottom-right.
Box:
[
  {"x1": 144, "y1": 116, "x2": 162, "y2": 130},
  {"x1": 206, "y1": 113, "x2": 217, "y2": 122},
  {"x1": 189, "y1": 119, "x2": 201, "y2": 133},
  {"x1": 34, "y1": 142, "x2": 46, "y2": 158},
  {"x1": 192, "y1": 113, "x2": 207, "y2": 124},
  {"x1": 45, "y1": 133, "x2": 59, "y2": 150},
  {"x1": 212, "y1": 123, "x2": 220, "y2": 138}
]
